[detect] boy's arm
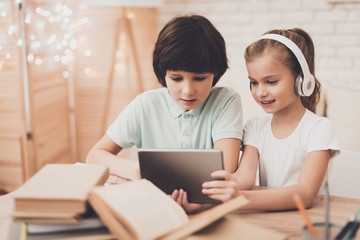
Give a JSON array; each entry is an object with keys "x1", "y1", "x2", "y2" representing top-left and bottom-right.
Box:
[
  {"x1": 214, "y1": 138, "x2": 241, "y2": 173},
  {"x1": 86, "y1": 135, "x2": 140, "y2": 181}
]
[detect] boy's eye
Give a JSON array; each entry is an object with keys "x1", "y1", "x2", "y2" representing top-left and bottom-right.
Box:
[
  {"x1": 194, "y1": 77, "x2": 206, "y2": 81},
  {"x1": 171, "y1": 77, "x2": 183, "y2": 81}
]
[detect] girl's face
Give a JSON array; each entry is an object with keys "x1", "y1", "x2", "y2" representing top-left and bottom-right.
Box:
[
  {"x1": 246, "y1": 52, "x2": 301, "y2": 115},
  {"x1": 165, "y1": 70, "x2": 214, "y2": 110}
]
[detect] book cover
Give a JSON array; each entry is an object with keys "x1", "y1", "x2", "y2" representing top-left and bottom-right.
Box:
[{"x1": 12, "y1": 164, "x2": 109, "y2": 214}]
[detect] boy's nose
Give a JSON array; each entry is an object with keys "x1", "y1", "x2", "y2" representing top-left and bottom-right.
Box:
[{"x1": 182, "y1": 81, "x2": 194, "y2": 96}]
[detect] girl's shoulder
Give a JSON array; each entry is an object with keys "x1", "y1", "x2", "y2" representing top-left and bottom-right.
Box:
[
  {"x1": 303, "y1": 109, "x2": 332, "y2": 125},
  {"x1": 302, "y1": 109, "x2": 335, "y2": 131}
]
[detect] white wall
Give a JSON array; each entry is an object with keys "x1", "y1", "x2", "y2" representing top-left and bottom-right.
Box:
[{"x1": 157, "y1": 0, "x2": 360, "y2": 152}]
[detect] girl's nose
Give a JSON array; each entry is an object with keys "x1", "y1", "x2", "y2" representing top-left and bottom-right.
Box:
[{"x1": 256, "y1": 84, "x2": 267, "y2": 97}]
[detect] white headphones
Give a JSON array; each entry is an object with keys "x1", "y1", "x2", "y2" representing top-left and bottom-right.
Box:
[{"x1": 259, "y1": 33, "x2": 315, "y2": 97}]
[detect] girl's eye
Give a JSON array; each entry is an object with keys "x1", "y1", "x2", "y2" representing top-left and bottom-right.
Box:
[
  {"x1": 249, "y1": 81, "x2": 257, "y2": 90},
  {"x1": 267, "y1": 80, "x2": 278, "y2": 84},
  {"x1": 171, "y1": 77, "x2": 183, "y2": 81}
]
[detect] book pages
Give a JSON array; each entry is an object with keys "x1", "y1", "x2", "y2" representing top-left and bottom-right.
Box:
[{"x1": 91, "y1": 179, "x2": 188, "y2": 240}]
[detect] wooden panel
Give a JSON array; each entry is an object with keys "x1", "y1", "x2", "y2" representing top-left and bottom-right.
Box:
[
  {"x1": 0, "y1": 135, "x2": 23, "y2": 165},
  {"x1": 0, "y1": 166, "x2": 23, "y2": 193},
  {"x1": 23, "y1": 0, "x2": 75, "y2": 173},
  {"x1": 32, "y1": 83, "x2": 72, "y2": 168},
  {"x1": 0, "y1": 2, "x2": 159, "y2": 192},
  {"x1": 0, "y1": 0, "x2": 27, "y2": 191},
  {"x1": 36, "y1": 127, "x2": 72, "y2": 169},
  {"x1": 0, "y1": 134, "x2": 24, "y2": 193},
  {"x1": 0, "y1": 0, "x2": 25, "y2": 134},
  {"x1": 73, "y1": 7, "x2": 159, "y2": 162}
]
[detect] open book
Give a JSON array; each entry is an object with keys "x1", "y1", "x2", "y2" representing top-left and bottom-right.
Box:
[{"x1": 88, "y1": 179, "x2": 249, "y2": 240}]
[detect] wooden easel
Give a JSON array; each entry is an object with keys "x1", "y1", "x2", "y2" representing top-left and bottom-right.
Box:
[{"x1": 101, "y1": 8, "x2": 144, "y2": 136}]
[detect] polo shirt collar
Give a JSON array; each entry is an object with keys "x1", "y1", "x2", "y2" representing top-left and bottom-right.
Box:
[{"x1": 166, "y1": 90, "x2": 204, "y2": 118}]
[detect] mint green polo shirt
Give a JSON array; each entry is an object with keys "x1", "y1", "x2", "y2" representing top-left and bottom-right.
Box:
[{"x1": 106, "y1": 86, "x2": 243, "y2": 149}]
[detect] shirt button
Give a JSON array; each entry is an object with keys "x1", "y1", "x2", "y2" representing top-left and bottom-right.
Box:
[
  {"x1": 184, "y1": 130, "x2": 190, "y2": 136},
  {"x1": 184, "y1": 114, "x2": 190, "y2": 119}
]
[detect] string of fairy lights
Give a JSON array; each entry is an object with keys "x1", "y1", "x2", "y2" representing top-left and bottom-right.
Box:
[{"x1": 0, "y1": 0, "x2": 89, "y2": 77}]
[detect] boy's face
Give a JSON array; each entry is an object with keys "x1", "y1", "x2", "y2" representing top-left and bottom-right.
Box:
[{"x1": 165, "y1": 70, "x2": 214, "y2": 110}]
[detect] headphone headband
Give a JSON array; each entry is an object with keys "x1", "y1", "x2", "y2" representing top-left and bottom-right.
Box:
[{"x1": 258, "y1": 33, "x2": 315, "y2": 97}]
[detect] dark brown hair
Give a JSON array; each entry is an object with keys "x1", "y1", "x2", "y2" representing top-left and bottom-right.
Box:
[
  {"x1": 244, "y1": 28, "x2": 321, "y2": 113},
  {"x1": 153, "y1": 14, "x2": 228, "y2": 87}
]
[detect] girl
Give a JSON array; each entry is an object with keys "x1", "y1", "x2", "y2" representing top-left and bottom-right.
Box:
[
  {"x1": 86, "y1": 15, "x2": 243, "y2": 184},
  {"x1": 200, "y1": 28, "x2": 340, "y2": 211}
]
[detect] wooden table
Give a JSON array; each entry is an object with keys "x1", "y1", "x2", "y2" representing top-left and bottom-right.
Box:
[
  {"x1": 227, "y1": 194, "x2": 360, "y2": 239},
  {"x1": 1, "y1": 192, "x2": 359, "y2": 239}
]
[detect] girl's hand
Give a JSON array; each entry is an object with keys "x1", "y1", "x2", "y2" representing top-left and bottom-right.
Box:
[
  {"x1": 202, "y1": 170, "x2": 239, "y2": 202},
  {"x1": 170, "y1": 189, "x2": 203, "y2": 213}
]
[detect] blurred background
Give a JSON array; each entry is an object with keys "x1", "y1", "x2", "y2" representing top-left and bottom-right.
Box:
[{"x1": 0, "y1": 0, "x2": 359, "y2": 194}]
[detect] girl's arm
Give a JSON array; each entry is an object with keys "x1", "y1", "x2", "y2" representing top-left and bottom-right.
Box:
[
  {"x1": 204, "y1": 149, "x2": 331, "y2": 210},
  {"x1": 238, "y1": 150, "x2": 330, "y2": 210},
  {"x1": 213, "y1": 138, "x2": 242, "y2": 173},
  {"x1": 86, "y1": 135, "x2": 140, "y2": 181}
]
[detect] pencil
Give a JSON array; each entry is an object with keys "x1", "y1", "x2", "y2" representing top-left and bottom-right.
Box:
[{"x1": 293, "y1": 193, "x2": 318, "y2": 238}]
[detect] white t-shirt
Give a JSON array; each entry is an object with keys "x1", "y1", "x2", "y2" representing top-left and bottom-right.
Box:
[
  {"x1": 107, "y1": 86, "x2": 243, "y2": 149},
  {"x1": 243, "y1": 109, "x2": 340, "y2": 188}
]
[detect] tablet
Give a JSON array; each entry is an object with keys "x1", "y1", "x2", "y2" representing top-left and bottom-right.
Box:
[{"x1": 138, "y1": 149, "x2": 223, "y2": 204}]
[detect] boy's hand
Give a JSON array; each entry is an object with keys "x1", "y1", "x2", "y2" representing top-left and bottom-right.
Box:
[
  {"x1": 202, "y1": 170, "x2": 239, "y2": 202},
  {"x1": 105, "y1": 174, "x2": 130, "y2": 184},
  {"x1": 170, "y1": 189, "x2": 203, "y2": 213}
]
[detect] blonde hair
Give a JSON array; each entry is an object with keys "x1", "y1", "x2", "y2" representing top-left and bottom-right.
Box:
[{"x1": 244, "y1": 28, "x2": 321, "y2": 113}]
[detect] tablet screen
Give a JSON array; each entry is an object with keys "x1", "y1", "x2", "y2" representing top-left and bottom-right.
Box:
[{"x1": 138, "y1": 149, "x2": 223, "y2": 204}]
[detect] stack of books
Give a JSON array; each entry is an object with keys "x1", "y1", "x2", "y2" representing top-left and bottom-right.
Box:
[{"x1": 10, "y1": 163, "x2": 112, "y2": 239}]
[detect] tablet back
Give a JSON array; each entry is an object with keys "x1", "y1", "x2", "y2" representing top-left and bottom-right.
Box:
[{"x1": 138, "y1": 149, "x2": 223, "y2": 204}]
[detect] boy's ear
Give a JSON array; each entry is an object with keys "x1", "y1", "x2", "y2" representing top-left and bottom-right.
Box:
[{"x1": 211, "y1": 72, "x2": 218, "y2": 87}]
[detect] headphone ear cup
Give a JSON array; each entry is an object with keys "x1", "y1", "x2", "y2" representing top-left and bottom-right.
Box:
[
  {"x1": 301, "y1": 75, "x2": 315, "y2": 97},
  {"x1": 295, "y1": 74, "x2": 303, "y2": 96},
  {"x1": 295, "y1": 74, "x2": 315, "y2": 97}
]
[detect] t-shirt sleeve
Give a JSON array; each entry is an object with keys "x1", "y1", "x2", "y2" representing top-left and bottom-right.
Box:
[
  {"x1": 306, "y1": 117, "x2": 340, "y2": 158},
  {"x1": 106, "y1": 96, "x2": 141, "y2": 148},
  {"x1": 212, "y1": 89, "x2": 243, "y2": 142},
  {"x1": 243, "y1": 118, "x2": 258, "y2": 148}
]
